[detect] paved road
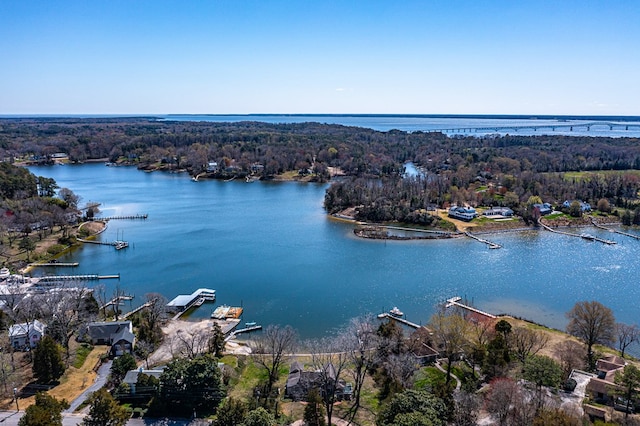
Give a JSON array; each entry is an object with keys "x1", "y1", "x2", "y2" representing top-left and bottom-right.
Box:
[
  {"x1": 65, "y1": 360, "x2": 113, "y2": 413},
  {"x1": 0, "y1": 411, "x2": 193, "y2": 426}
]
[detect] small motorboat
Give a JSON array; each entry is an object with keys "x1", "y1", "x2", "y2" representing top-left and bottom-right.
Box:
[{"x1": 389, "y1": 307, "x2": 404, "y2": 317}]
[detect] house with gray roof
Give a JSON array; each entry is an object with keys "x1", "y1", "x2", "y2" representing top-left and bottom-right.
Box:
[{"x1": 84, "y1": 321, "x2": 135, "y2": 357}]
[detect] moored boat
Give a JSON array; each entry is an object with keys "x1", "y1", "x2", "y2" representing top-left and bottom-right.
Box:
[{"x1": 389, "y1": 306, "x2": 404, "y2": 317}]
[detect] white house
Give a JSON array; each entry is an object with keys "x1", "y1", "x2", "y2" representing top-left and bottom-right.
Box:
[{"x1": 9, "y1": 320, "x2": 46, "y2": 350}]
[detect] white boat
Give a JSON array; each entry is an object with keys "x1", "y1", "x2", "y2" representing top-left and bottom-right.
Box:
[
  {"x1": 389, "y1": 307, "x2": 404, "y2": 317},
  {"x1": 114, "y1": 241, "x2": 129, "y2": 250},
  {"x1": 0, "y1": 267, "x2": 10, "y2": 279},
  {"x1": 580, "y1": 233, "x2": 595, "y2": 240},
  {"x1": 245, "y1": 321, "x2": 257, "y2": 327}
]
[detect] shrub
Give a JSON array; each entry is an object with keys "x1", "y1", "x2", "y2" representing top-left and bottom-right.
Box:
[{"x1": 47, "y1": 244, "x2": 66, "y2": 255}]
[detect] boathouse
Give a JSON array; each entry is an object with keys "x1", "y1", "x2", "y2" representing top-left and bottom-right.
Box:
[{"x1": 166, "y1": 288, "x2": 216, "y2": 312}]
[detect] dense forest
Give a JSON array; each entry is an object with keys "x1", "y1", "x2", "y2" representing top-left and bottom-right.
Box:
[{"x1": 3, "y1": 118, "x2": 640, "y2": 224}]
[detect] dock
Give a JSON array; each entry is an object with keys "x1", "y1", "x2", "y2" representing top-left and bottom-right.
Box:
[
  {"x1": 29, "y1": 262, "x2": 79, "y2": 267},
  {"x1": 123, "y1": 300, "x2": 155, "y2": 319},
  {"x1": 77, "y1": 239, "x2": 130, "y2": 249},
  {"x1": 464, "y1": 231, "x2": 502, "y2": 249},
  {"x1": 377, "y1": 312, "x2": 421, "y2": 329},
  {"x1": 445, "y1": 296, "x2": 496, "y2": 319},
  {"x1": 91, "y1": 214, "x2": 148, "y2": 221},
  {"x1": 539, "y1": 221, "x2": 616, "y2": 245},
  {"x1": 591, "y1": 218, "x2": 640, "y2": 240},
  {"x1": 167, "y1": 288, "x2": 216, "y2": 319},
  {"x1": 99, "y1": 295, "x2": 134, "y2": 310},
  {"x1": 36, "y1": 274, "x2": 120, "y2": 283},
  {"x1": 224, "y1": 322, "x2": 261, "y2": 341}
]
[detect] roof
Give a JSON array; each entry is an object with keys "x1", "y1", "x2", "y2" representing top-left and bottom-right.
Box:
[
  {"x1": 123, "y1": 369, "x2": 164, "y2": 385},
  {"x1": 166, "y1": 288, "x2": 216, "y2": 308},
  {"x1": 112, "y1": 326, "x2": 135, "y2": 344},
  {"x1": 9, "y1": 320, "x2": 46, "y2": 337},
  {"x1": 86, "y1": 321, "x2": 132, "y2": 341}
]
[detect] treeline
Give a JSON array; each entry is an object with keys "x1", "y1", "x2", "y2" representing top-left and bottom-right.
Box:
[{"x1": 4, "y1": 118, "x2": 640, "y2": 219}]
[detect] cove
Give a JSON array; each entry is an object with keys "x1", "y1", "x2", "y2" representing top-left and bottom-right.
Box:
[{"x1": 28, "y1": 164, "x2": 640, "y2": 339}]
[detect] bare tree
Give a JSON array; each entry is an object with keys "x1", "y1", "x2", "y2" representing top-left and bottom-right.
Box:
[
  {"x1": 616, "y1": 322, "x2": 640, "y2": 358},
  {"x1": 553, "y1": 340, "x2": 586, "y2": 378},
  {"x1": 429, "y1": 310, "x2": 469, "y2": 386},
  {"x1": 172, "y1": 328, "x2": 211, "y2": 359},
  {"x1": 511, "y1": 326, "x2": 549, "y2": 364},
  {"x1": 250, "y1": 324, "x2": 297, "y2": 403},
  {"x1": 308, "y1": 336, "x2": 350, "y2": 426},
  {"x1": 485, "y1": 378, "x2": 519, "y2": 426},
  {"x1": 340, "y1": 316, "x2": 378, "y2": 422},
  {"x1": 566, "y1": 301, "x2": 615, "y2": 370},
  {"x1": 40, "y1": 284, "x2": 92, "y2": 361}
]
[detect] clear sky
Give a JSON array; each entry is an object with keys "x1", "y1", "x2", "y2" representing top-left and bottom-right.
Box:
[{"x1": 1, "y1": 0, "x2": 639, "y2": 115}]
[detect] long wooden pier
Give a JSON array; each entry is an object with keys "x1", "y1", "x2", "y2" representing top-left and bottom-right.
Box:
[
  {"x1": 539, "y1": 221, "x2": 616, "y2": 245},
  {"x1": 464, "y1": 231, "x2": 502, "y2": 249},
  {"x1": 29, "y1": 262, "x2": 79, "y2": 267},
  {"x1": 591, "y1": 218, "x2": 640, "y2": 240},
  {"x1": 100, "y1": 294, "x2": 134, "y2": 310},
  {"x1": 377, "y1": 312, "x2": 421, "y2": 329},
  {"x1": 37, "y1": 274, "x2": 120, "y2": 283},
  {"x1": 123, "y1": 300, "x2": 154, "y2": 319},
  {"x1": 90, "y1": 214, "x2": 148, "y2": 221},
  {"x1": 445, "y1": 296, "x2": 496, "y2": 319},
  {"x1": 77, "y1": 239, "x2": 129, "y2": 250}
]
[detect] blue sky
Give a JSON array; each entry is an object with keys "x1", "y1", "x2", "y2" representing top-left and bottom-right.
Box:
[{"x1": 1, "y1": 1, "x2": 638, "y2": 115}]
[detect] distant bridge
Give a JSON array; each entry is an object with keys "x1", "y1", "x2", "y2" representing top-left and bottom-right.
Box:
[{"x1": 426, "y1": 121, "x2": 640, "y2": 134}]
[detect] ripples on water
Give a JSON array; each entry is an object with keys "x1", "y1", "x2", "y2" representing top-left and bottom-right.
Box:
[{"x1": 27, "y1": 163, "x2": 640, "y2": 340}]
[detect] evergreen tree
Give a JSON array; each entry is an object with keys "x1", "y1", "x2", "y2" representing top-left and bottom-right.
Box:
[
  {"x1": 19, "y1": 392, "x2": 68, "y2": 426},
  {"x1": 82, "y1": 388, "x2": 129, "y2": 426},
  {"x1": 32, "y1": 336, "x2": 65, "y2": 384}
]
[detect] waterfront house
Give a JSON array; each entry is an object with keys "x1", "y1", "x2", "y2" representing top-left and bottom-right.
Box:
[
  {"x1": 285, "y1": 362, "x2": 349, "y2": 402},
  {"x1": 563, "y1": 200, "x2": 592, "y2": 212},
  {"x1": 586, "y1": 355, "x2": 626, "y2": 407},
  {"x1": 9, "y1": 320, "x2": 46, "y2": 350},
  {"x1": 533, "y1": 203, "x2": 553, "y2": 216},
  {"x1": 448, "y1": 206, "x2": 477, "y2": 221},
  {"x1": 408, "y1": 327, "x2": 439, "y2": 365},
  {"x1": 84, "y1": 321, "x2": 135, "y2": 356},
  {"x1": 482, "y1": 207, "x2": 514, "y2": 218}
]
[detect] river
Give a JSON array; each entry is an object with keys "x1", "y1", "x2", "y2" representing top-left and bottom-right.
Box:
[{"x1": 27, "y1": 163, "x2": 640, "y2": 339}]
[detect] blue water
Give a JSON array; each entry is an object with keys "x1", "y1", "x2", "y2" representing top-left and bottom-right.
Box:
[
  {"x1": 27, "y1": 164, "x2": 640, "y2": 339},
  {"x1": 160, "y1": 114, "x2": 640, "y2": 138}
]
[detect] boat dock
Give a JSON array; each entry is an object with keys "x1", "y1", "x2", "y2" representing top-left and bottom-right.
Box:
[
  {"x1": 539, "y1": 221, "x2": 616, "y2": 245},
  {"x1": 29, "y1": 262, "x2": 79, "y2": 267},
  {"x1": 123, "y1": 300, "x2": 155, "y2": 319},
  {"x1": 591, "y1": 218, "x2": 640, "y2": 240},
  {"x1": 464, "y1": 231, "x2": 501, "y2": 249},
  {"x1": 100, "y1": 294, "x2": 135, "y2": 310},
  {"x1": 91, "y1": 214, "x2": 148, "y2": 221},
  {"x1": 36, "y1": 274, "x2": 120, "y2": 283},
  {"x1": 445, "y1": 296, "x2": 496, "y2": 319},
  {"x1": 167, "y1": 288, "x2": 216, "y2": 319},
  {"x1": 78, "y1": 239, "x2": 130, "y2": 249},
  {"x1": 377, "y1": 312, "x2": 421, "y2": 329},
  {"x1": 224, "y1": 323, "x2": 262, "y2": 341}
]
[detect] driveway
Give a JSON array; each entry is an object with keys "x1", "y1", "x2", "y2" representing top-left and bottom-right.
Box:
[{"x1": 65, "y1": 359, "x2": 113, "y2": 413}]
